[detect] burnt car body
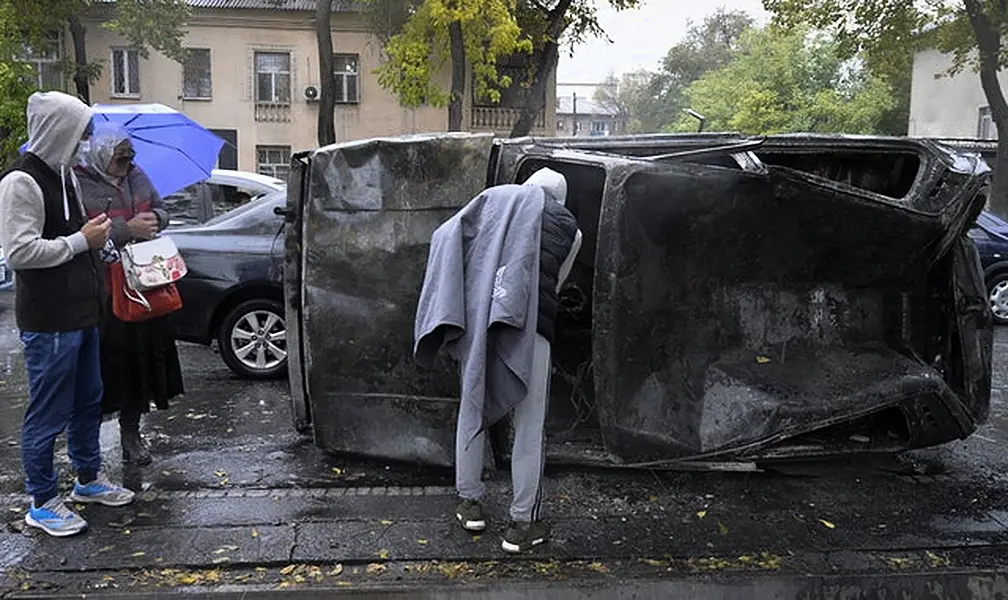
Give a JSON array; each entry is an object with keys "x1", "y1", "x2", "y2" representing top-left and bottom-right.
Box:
[{"x1": 284, "y1": 132, "x2": 993, "y2": 468}]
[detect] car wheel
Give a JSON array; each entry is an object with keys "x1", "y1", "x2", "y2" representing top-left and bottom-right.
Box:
[
  {"x1": 988, "y1": 273, "x2": 1008, "y2": 326},
  {"x1": 217, "y1": 299, "x2": 288, "y2": 379}
]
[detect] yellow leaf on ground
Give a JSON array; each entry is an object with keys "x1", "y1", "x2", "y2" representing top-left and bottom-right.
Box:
[
  {"x1": 756, "y1": 355, "x2": 771, "y2": 364},
  {"x1": 329, "y1": 564, "x2": 344, "y2": 577},
  {"x1": 696, "y1": 510, "x2": 707, "y2": 519},
  {"x1": 718, "y1": 521, "x2": 729, "y2": 535},
  {"x1": 379, "y1": 519, "x2": 393, "y2": 526},
  {"x1": 366, "y1": 563, "x2": 387, "y2": 575},
  {"x1": 377, "y1": 549, "x2": 389, "y2": 559},
  {"x1": 131, "y1": 551, "x2": 146, "y2": 557},
  {"x1": 417, "y1": 539, "x2": 429, "y2": 545},
  {"x1": 251, "y1": 528, "x2": 259, "y2": 538},
  {"x1": 214, "y1": 471, "x2": 227, "y2": 477},
  {"x1": 819, "y1": 519, "x2": 836, "y2": 529},
  {"x1": 280, "y1": 564, "x2": 298, "y2": 575},
  {"x1": 588, "y1": 561, "x2": 609, "y2": 573}
]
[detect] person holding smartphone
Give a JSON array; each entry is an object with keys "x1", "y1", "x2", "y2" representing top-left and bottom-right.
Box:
[{"x1": 0, "y1": 91, "x2": 136, "y2": 537}]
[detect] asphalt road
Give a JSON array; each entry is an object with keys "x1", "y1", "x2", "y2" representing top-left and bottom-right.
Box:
[{"x1": 1, "y1": 292, "x2": 1008, "y2": 598}]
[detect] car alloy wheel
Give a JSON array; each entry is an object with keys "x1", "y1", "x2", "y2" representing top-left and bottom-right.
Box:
[
  {"x1": 218, "y1": 299, "x2": 288, "y2": 379},
  {"x1": 990, "y1": 278, "x2": 1008, "y2": 324}
]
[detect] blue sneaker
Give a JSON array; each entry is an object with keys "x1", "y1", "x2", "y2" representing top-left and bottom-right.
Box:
[
  {"x1": 24, "y1": 497, "x2": 88, "y2": 537},
  {"x1": 69, "y1": 473, "x2": 135, "y2": 507}
]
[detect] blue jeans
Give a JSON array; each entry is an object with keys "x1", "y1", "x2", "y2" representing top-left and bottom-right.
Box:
[{"x1": 21, "y1": 328, "x2": 103, "y2": 506}]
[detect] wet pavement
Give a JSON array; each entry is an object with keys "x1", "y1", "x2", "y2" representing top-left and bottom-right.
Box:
[{"x1": 1, "y1": 294, "x2": 1008, "y2": 597}]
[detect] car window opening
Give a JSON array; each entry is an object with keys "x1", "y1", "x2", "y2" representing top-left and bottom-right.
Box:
[
  {"x1": 756, "y1": 150, "x2": 921, "y2": 200},
  {"x1": 515, "y1": 158, "x2": 606, "y2": 446}
]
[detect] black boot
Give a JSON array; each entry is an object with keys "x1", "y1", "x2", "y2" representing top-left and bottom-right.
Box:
[{"x1": 120, "y1": 411, "x2": 153, "y2": 466}]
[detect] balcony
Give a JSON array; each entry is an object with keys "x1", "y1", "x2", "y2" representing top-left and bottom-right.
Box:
[
  {"x1": 470, "y1": 106, "x2": 549, "y2": 136},
  {"x1": 255, "y1": 102, "x2": 291, "y2": 123}
]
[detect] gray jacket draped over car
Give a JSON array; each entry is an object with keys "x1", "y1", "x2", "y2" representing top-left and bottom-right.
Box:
[{"x1": 414, "y1": 183, "x2": 546, "y2": 448}]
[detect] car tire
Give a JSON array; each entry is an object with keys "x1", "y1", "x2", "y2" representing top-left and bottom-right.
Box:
[
  {"x1": 217, "y1": 299, "x2": 288, "y2": 379},
  {"x1": 988, "y1": 272, "x2": 1008, "y2": 326}
]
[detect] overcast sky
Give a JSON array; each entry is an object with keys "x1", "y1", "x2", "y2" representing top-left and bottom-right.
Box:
[{"x1": 556, "y1": 0, "x2": 769, "y2": 84}]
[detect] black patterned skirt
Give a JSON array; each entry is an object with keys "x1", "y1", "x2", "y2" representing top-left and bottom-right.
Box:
[{"x1": 99, "y1": 301, "x2": 185, "y2": 416}]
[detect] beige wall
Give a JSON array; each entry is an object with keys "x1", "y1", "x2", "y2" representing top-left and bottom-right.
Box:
[
  {"x1": 79, "y1": 10, "x2": 459, "y2": 171},
  {"x1": 909, "y1": 48, "x2": 1003, "y2": 139}
]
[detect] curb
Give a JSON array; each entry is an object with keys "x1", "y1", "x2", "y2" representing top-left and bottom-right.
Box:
[{"x1": 7, "y1": 569, "x2": 1008, "y2": 600}]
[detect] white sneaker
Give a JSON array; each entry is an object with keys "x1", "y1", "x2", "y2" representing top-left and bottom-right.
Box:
[
  {"x1": 24, "y1": 497, "x2": 88, "y2": 537},
  {"x1": 68, "y1": 473, "x2": 135, "y2": 507}
]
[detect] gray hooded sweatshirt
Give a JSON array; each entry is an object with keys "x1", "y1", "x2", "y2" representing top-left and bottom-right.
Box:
[
  {"x1": 414, "y1": 183, "x2": 546, "y2": 448},
  {"x1": 0, "y1": 91, "x2": 94, "y2": 270}
]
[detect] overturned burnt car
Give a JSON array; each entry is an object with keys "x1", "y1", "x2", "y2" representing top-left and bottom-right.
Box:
[{"x1": 283, "y1": 132, "x2": 993, "y2": 468}]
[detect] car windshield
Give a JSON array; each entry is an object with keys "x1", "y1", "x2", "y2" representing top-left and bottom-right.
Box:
[{"x1": 200, "y1": 190, "x2": 284, "y2": 228}]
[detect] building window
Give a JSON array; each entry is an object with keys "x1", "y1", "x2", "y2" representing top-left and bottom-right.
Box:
[
  {"x1": 255, "y1": 52, "x2": 291, "y2": 104},
  {"x1": 257, "y1": 145, "x2": 291, "y2": 180},
  {"x1": 183, "y1": 48, "x2": 212, "y2": 100},
  {"x1": 590, "y1": 120, "x2": 609, "y2": 136},
  {"x1": 333, "y1": 53, "x2": 359, "y2": 104},
  {"x1": 111, "y1": 47, "x2": 140, "y2": 97},
  {"x1": 23, "y1": 33, "x2": 63, "y2": 91},
  {"x1": 978, "y1": 106, "x2": 997, "y2": 140}
]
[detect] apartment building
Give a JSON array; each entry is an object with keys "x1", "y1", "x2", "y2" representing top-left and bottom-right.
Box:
[
  {"x1": 555, "y1": 94, "x2": 627, "y2": 137},
  {"x1": 48, "y1": 0, "x2": 556, "y2": 175},
  {"x1": 909, "y1": 47, "x2": 1000, "y2": 141}
]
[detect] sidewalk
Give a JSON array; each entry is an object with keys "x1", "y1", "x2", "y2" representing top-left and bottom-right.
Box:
[
  {"x1": 1, "y1": 293, "x2": 1008, "y2": 598},
  {"x1": 4, "y1": 461, "x2": 1008, "y2": 598}
]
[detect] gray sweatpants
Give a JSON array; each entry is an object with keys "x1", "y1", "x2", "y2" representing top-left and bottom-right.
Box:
[{"x1": 456, "y1": 333, "x2": 550, "y2": 523}]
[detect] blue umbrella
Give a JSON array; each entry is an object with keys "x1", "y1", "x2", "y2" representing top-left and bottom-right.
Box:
[{"x1": 22, "y1": 103, "x2": 225, "y2": 198}]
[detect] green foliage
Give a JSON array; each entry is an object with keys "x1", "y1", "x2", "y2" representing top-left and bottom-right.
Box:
[
  {"x1": 672, "y1": 25, "x2": 896, "y2": 135},
  {"x1": 0, "y1": 61, "x2": 34, "y2": 169},
  {"x1": 375, "y1": 0, "x2": 532, "y2": 108},
  {"x1": 373, "y1": 0, "x2": 644, "y2": 110},
  {"x1": 608, "y1": 8, "x2": 752, "y2": 133}
]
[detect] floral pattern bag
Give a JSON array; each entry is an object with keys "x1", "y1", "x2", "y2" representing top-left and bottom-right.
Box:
[{"x1": 120, "y1": 236, "x2": 187, "y2": 292}]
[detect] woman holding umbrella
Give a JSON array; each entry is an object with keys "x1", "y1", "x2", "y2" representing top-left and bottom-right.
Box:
[{"x1": 75, "y1": 121, "x2": 185, "y2": 466}]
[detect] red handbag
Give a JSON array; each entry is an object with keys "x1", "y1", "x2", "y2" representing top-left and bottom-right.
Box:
[{"x1": 109, "y1": 261, "x2": 183, "y2": 322}]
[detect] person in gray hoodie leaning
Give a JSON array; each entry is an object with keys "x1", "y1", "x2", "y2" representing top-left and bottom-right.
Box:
[
  {"x1": 0, "y1": 91, "x2": 135, "y2": 538},
  {"x1": 415, "y1": 167, "x2": 582, "y2": 553}
]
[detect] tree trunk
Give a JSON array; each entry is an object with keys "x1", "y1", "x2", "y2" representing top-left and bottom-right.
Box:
[
  {"x1": 448, "y1": 20, "x2": 465, "y2": 131},
  {"x1": 67, "y1": 16, "x2": 89, "y2": 103},
  {"x1": 964, "y1": 0, "x2": 1008, "y2": 217},
  {"x1": 315, "y1": 0, "x2": 336, "y2": 147},
  {"x1": 509, "y1": 0, "x2": 574, "y2": 138}
]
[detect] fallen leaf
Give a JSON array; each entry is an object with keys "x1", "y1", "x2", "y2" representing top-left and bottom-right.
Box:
[
  {"x1": 756, "y1": 355, "x2": 771, "y2": 364},
  {"x1": 366, "y1": 563, "x2": 386, "y2": 575},
  {"x1": 102, "y1": 575, "x2": 116, "y2": 582},
  {"x1": 379, "y1": 519, "x2": 393, "y2": 526},
  {"x1": 214, "y1": 471, "x2": 227, "y2": 477},
  {"x1": 331, "y1": 467, "x2": 343, "y2": 475},
  {"x1": 97, "y1": 545, "x2": 115, "y2": 553},
  {"x1": 123, "y1": 529, "x2": 132, "y2": 535},
  {"x1": 131, "y1": 551, "x2": 146, "y2": 557},
  {"x1": 718, "y1": 521, "x2": 729, "y2": 535},
  {"x1": 329, "y1": 564, "x2": 344, "y2": 577},
  {"x1": 226, "y1": 428, "x2": 234, "y2": 434},
  {"x1": 639, "y1": 558, "x2": 666, "y2": 567},
  {"x1": 212, "y1": 557, "x2": 230, "y2": 565},
  {"x1": 280, "y1": 564, "x2": 298, "y2": 575},
  {"x1": 472, "y1": 535, "x2": 481, "y2": 542},
  {"x1": 377, "y1": 549, "x2": 389, "y2": 560},
  {"x1": 251, "y1": 528, "x2": 259, "y2": 538},
  {"x1": 417, "y1": 539, "x2": 429, "y2": 545},
  {"x1": 925, "y1": 550, "x2": 950, "y2": 567},
  {"x1": 588, "y1": 561, "x2": 609, "y2": 573},
  {"x1": 696, "y1": 510, "x2": 707, "y2": 519},
  {"x1": 819, "y1": 519, "x2": 836, "y2": 529}
]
